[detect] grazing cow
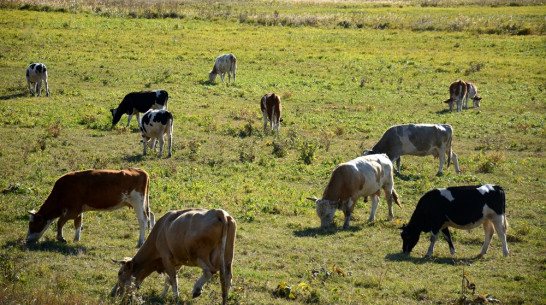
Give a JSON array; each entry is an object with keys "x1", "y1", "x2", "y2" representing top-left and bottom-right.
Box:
[
  {"x1": 26, "y1": 63, "x2": 49, "y2": 97},
  {"x1": 26, "y1": 168, "x2": 155, "y2": 248},
  {"x1": 444, "y1": 80, "x2": 467, "y2": 112},
  {"x1": 140, "y1": 109, "x2": 173, "y2": 158},
  {"x1": 465, "y1": 81, "x2": 482, "y2": 108},
  {"x1": 363, "y1": 123, "x2": 460, "y2": 175},
  {"x1": 401, "y1": 184, "x2": 509, "y2": 257},
  {"x1": 307, "y1": 154, "x2": 401, "y2": 228},
  {"x1": 260, "y1": 93, "x2": 283, "y2": 134},
  {"x1": 209, "y1": 53, "x2": 237, "y2": 83},
  {"x1": 111, "y1": 208, "x2": 237, "y2": 305},
  {"x1": 111, "y1": 90, "x2": 169, "y2": 127}
]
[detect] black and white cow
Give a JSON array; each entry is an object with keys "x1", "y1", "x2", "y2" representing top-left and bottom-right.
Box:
[
  {"x1": 140, "y1": 109, "x2": 173, "y2": 158},
  {"x1": 400, "y1": 184, "x2": 509, "y2": 257},
  {"x1": 111, "y1": 90, "x2": 169, "y2": 127},
  {"x1": 26, "y1": 63, "x2": 49, "y2": 97},
  {"x1": 363, "y1": 124, "x2": 460, "y2": 175}
]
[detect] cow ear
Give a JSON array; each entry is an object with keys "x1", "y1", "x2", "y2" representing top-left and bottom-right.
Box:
[
  {"x1": 28, "y1": 210, "x2": 36, "y2": 215},
  {"x1": 306, "y1": 197, "x2": 318, "y2": 202}
]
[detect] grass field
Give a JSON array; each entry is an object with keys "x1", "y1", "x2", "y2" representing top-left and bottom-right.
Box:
[{"x1": 0, "y1": 0, "x2": 545, "y2": 304}]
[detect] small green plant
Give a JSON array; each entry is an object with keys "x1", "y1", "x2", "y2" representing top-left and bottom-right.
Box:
[
  {"x1": 272, "y1": 139, "x2": 287, "y2": 158},
  {"x1": 188, "y1": 139, "x2": 201, "y2": 161},
  {"x1": 239, "y1": 140, "x2": 256, "y2": 163},
  {"x1": 299, "y1": 138, "x2": 319, "y2": 165},
  {"x1": 477, "y1": 151, "x2": 505, "y2": 173},
  {"x1": 45, "y1": 121, "x2": 62, "y2": 138}
]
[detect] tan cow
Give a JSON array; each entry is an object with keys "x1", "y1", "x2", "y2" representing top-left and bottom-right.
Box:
[
  {"x1": 307, "y1": 154, "x2": 401, "y2": 228},
  {"x1": 111, "y1": 208, "x2": 237, "y2": 305},
  {"x1": 26, "y1": 168, "x2": 155, "y2": 248},
  {"x1": 261, "y1": 93, "x2": 283, "y2": 134},
  {"x1": 444, "y1": 80, "x2": 467, "y2": 112}
]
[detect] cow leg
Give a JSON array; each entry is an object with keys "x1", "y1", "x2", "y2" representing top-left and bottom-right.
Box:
[
  {"x1": 392, "y1": 157, "x2": 401, "y2": 173},
  {"x1": 161, "y1": 275, "x2": 171, "y2": 297},
  {"x1": 44, "y1": 78, "x2": 49, "y2": 97},
  {"x1": 451, "y1": 151, "x2": 461, "y2": 174},
  {"x1": 157, "y1": 136, "x2": 165, "y2": 158},
  {"x1": 166, "y1": 132, "x2": 172, "y2": 158},
  {"x1": 441, "y1": 228, "x2": 456, "y2": 255},
  {"x1": 479, "y1": 220, "x2": 495, "y2": 256},
  {"x1": 437, "y1": 153, "x2": 446, "y2": 175},
  {"x1": 232, "y1": 70, "x2": 236, "y2": 83},
  {"x1": 27, "y1": 79, "x2": 34, "y2": 95},
  {"x1": 492, "y1": 216, "x2": 510, "y2": 257},
  {"x1": 220, "y1": 73, "x2": 225, "y2": 83},
  {"x1": 134, "y1": 206, "x2": 147, "y2": 248},
  {"x1": 142, "y1": 136, "x2": 148, "y2": 156},
  {"x1": 74, "y1": 214, "x2": 82, "y2": 242},
  {"x1": 162, "y1": 259, "x2": 179, "y2": 299},
  {"x1": 463, "y1": 95, "x2": 469, "y2": 109},
  {"x1": 457, "y1": 98, "x2": 463, "y2": 112},
  {"x1": 36, "y1": 81, "x2": 42, "y2": 96},
  {"x1": 136, "y1": 113, "x2": 141, "y2": 126},
  {"x1": 342, "y1": 198, "x2": 354, "y2": 229},
  {"x1": 384, "y1": 188, "x2": 394, "y2": 221},
  {"x1": 56, "y1": 214, "x2": 70, "y2": 243},
  {"x1": 193, "y1": 259, "x2": 213, "y2": 299},
  {"x1": 368, "y1": 195, "x2": 380, "y2": 222},
  {"x1": 126, "y1": 113, "x2": 134, "y2": 127},
  {"x1": 425, "y1": 231, "x2": 440, "y2": 257}
]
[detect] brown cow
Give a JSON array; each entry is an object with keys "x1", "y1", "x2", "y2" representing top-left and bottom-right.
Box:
[
  {"x1": 444, "y1": 80, "x2": 467, "y2": 112},
  {"x1": 26, "y1": 168, "x2": 155, "y2": 248},
  {"x1": 111, "y1": 208, "x2": 237, "y2": 305},
  {"x1": 261, "y1": 93, "x2": 283, "y2": 134}
]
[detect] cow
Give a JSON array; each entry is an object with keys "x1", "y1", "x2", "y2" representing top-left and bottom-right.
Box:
[
  {"x1": 209, "y1": 53, "x2": 236, "y2": 83},
  {"x1": 362, "y1": 123, "x2": 460, "y2": 175},
  {"x1": 443, "y1": 80, "x2": 467, "y2": 112},
  {"x1": 26, "y1": 168, "x2": 155, "y2": 248},
  {"x1": 26, "y1": 63, "x2": 49, "y2": 97},
  {"x1": 307, "y1": 154, "x2": 401, "y2": 229},
  {"x1": 260, "y1": 93, "x2": 283, "y2": 134},
  {"x1": 111, "y1": 208, "x2": 237, "y2": 305},
  {"x1": 400, "y1": 184, "x2": 509, "y2": 258},
  {"x1": 140, "y1": 109, "x2": 173, "y2": 158},
  {"x1": 465, "y1": 81, "x2": 482, "y2": 108},
  {"x1": 111, "y1": 90, "x2": 169, "y2": 127}
]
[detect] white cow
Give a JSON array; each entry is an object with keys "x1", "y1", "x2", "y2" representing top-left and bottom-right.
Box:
[
  {"x1": 307, "y1": 154, "x2": 401, "y2": 228},
  {"x1": 26, "y1": 63, "x2": 49, "y2": 97},
  {"x1": 465, "y1": 81, "x2": 482, "y2": 108},
  {"x1": 209, "y1": 53, "x2": 237, "y2": 83}
]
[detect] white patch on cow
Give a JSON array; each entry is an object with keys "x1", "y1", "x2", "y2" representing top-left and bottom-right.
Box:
[
  {"x1": 477, "y1": 184, "x2": 495, "y2": 195},
  {"x1": 399, "y1": 134, "x2": 418, "y2": 154},
  {"x1": 439, "y1": 188, "x2": 455, "y2": 202},
  {"x1": 437, "y1": 125, "x2": 446, "y2": 132}
]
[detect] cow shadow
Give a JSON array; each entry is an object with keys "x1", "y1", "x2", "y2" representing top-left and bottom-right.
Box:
[
  {"x1": 385, "y1": 252, "x2": 480, "y2": 266},
  {"x1": 123, "y1": 154, "x2": 144, "y2": 162},
  {"x1": 394, "y1": 171, "x2": 424, "y2": 181},
  {"x1": 293, "y1": 225, "x2": 363, "y2": 238},
  {"x1": 2, "y1": 238, "x2": 89, "y2": 256},
  {"x1": 199, "y1": 79, "x2": 216, "y2": 86},
  {"x1": 0, "y1": 93, "x2": 27, "y2": 100},
  {"x1": 435, "y1": 109, "x2": 452, "y2": 115}
]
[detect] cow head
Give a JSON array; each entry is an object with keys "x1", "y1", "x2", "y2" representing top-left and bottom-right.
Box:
[
  {"x1": 400, "y1": 224, "x2": 420, "y2": 254},
  {"x1": 307, "y1": 197, "x2": 339, "y2": 228},
  {"x1": 111, "y1": 258, "x2": 135, "y2": 297},
  {"x1": 208, "y1": 70, "x2": 218, "y2": 82},
  {"x1": 26, "y1": 210, "x2": 54, "y2": 243},
  {"x1": 443, "y1": 98, "x2": 455, "y2": 111},
  {"x1": 472, "y1": 96, "x2": 482, "y2": 107}
]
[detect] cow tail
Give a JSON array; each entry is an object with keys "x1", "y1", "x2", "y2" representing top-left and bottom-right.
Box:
[
  {"x1": 500, "y1": 187, "x2": 508, "y2": 231},
  {"x1": 392, "y1": 189, "x2": 402, "y2": 208},
  {"x1": 145, "y1": 174, "x2": 155, "y2": 229},
  {"x1": 447, "y1": 131, "x2": 453, "y2": 168},
  {"x1": 218, "y1": 210, "x2": 236, "y2": 305}
]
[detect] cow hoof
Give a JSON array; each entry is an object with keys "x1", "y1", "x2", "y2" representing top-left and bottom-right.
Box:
[
  {"x1": 192, "y1": 288, "x2": 202, "y2": 298},
  {"x1": 58, "y1": 238, "x2": 67, "y2": 243}
]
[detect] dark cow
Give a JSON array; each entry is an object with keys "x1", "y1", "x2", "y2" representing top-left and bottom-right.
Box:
[
  {"x1": 111, "y1": 90, "x2": 169, "y2": 127},
  {"x1": 260, "y1": 93, "x2": 283, "y2": 134},
  {"x1": 111, "y1": 209, "x2": 237, "y2": 305},
  {"x1": 401, "y1": 184, "x2": 509, "y2": 257},
  {"x1": 26, "y1": 63, "x2": 49, "y2": 97},
  {"x1": 26, "y1": 168, "x2": 155, "y2": 248},
  {"x1": 140, "y1": 109, "x2": 173, "y2": 158},
  {"x1": 363, "y1": 123, "x2": 460, "y2": 175}
]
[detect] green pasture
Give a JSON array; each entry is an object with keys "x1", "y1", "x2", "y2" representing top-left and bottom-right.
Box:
[{"x1": 0, "y1": 1, "x2": 544, "y2": 304}]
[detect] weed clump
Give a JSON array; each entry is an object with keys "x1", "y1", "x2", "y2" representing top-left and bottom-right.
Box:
[
  {"x1": 239, "y1": 140, "x2": 256, "y2": 163},
  {"x1": 477, "y1": 151, "x2": 505, "y2": 173},
  {"x1": 272, "y1": 139, "x2": 287, "y2": 158},
  {"x1": 298, "y1": 138, "x2": 319, "y2": 165}
]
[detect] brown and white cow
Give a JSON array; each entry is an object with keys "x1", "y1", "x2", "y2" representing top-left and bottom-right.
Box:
[
  {"x1": 209, "y1": 53, "x2": 237, "y2": 83},
  {"x1": 26, "y1": 168, "x2": 155, "y2": 248},
  {"x1": 111, "y1": 208, "x2": 236, "y2": 305},
  {"x1": 465, "y1": 81, "x2": 482, "y2": 108},
  {"x1": 363, "y1": 124, "x2": 460, "y2": 175},
  {"x1": 261, "y1": 93, "x2": 283, "y2": 134},
  {"x1": 444, "y1": 80, "x2": 467, "y2": 112},
  {"x1": 307, "y1": 154, "x2": 401, "y2": 228}
]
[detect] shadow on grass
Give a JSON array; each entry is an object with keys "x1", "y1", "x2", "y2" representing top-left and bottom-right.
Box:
[
  {"x1": 394, "y1": 171, "x2": 424, "y2": 182},
  {"x1": 2, "y1": 238, "x2": 90, "y2": 256},
  {"x1": 385, "y1": 252, "x2": 480, "y2": 266},
  {"x1": 293, "y1": 224, "x2": 363, "y2": 237},
  {"x1": 123, "y1": 154, "x2": 144, "y2": 162},
  {"x1": 435, "y1": 109, "x2": 452, "y2": 115},
  {"x1": 199, "y1": 79, "x2": 216, "y2": 86},
  {"x1": 0, "y1": 93, "x2": 27, "y2": 100}
]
